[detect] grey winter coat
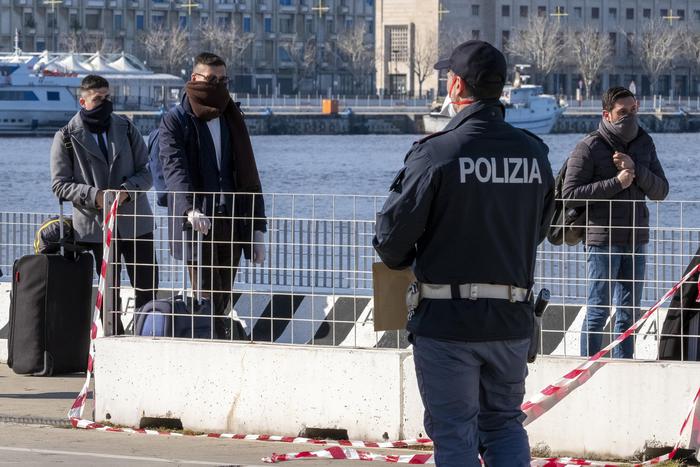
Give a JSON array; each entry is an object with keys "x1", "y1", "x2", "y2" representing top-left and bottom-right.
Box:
[
  {"x1": 562, "y1": 125, "x2": 669, "y2": 246},
  {"x1": 50, "y1": 113, "x2": 154, "y2": 243}
]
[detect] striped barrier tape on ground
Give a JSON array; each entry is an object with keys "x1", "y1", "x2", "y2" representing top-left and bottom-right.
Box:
[
  {"x1": 522, "y1": 263, "x2": 700, "y2": 426},
  {"x1": 68, "y1": 197, "x2": 118, "y2": 421}
]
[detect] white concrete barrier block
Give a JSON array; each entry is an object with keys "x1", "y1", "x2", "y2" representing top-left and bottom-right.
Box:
[{"x1": 94, "y1": 338, "x2": 407, "y2": 441}]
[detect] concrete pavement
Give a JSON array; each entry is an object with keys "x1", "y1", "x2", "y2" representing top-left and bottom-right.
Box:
[{"x1": 0, "y1": 364, "x2": 427, "y2": 466}]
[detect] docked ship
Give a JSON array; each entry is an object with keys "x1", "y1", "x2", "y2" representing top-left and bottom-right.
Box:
[
  {"x1": 423, "y1": 65, "x2": 566, "y2": 135},
  {"x1": 0, "y1": 31, "x2": 183, "y2": 135}
]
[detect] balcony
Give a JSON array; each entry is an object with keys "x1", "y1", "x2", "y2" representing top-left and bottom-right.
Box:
[
  {"x1": 151, "y1": 1, "x2": 171, "y2": 10},
  {"x1": 299, "y1": 5, "x2": 308, "y2": 13},
  {"x1": 257, "y1": 3, "x2": 268, "y2": 13},
  {"x1": 108, "y1": 0, "x2": 118, "y2": 7},
  {"x1": 87, "y1": 0, "x2": 106, "y2": 6},
  {"x1": 216, "y1": 2, "x2": 234, "y2": 11},
  {"x1": 236, "y1": 3, "x2": 247, "y2": 12},
  {"x1": 14, "y1": 0, "x2": 28, "y2": 6},
  {"x1": 337, "y1": 5, "x2": 349, "y2": 14}
]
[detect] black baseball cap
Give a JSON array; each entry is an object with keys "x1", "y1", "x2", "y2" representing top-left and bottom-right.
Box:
[{"x1": 434, "y1": 40, "x2": 507, "y2": 86}]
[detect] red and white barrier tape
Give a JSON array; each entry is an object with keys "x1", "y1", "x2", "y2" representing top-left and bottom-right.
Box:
[
  {"x1": 68, "y1": 198, "x2": 118, "y2": 421},
  {"x1": 262, "y1": 388, "x2": 699, "y2": 466},
  {"x1": 522, "y1": 264, "x2": 700, "y2": 426}
]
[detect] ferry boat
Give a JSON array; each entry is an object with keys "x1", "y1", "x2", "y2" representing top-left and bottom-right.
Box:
[
  {"x1": 0, "y1": 31, "x2": 183, "y2": 135},
  {"x1": 423, "y1": 65, "x2": 566, "y2": 135}
]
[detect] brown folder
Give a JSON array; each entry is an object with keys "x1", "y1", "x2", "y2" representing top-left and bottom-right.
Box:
[{"x1": 372, "y1": 262, "x2": 416, "y2": 332}]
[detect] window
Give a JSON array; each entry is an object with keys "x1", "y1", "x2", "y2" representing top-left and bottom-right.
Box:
[
  {"x1": 660, "y1": 9, "x2": 668, "y2": 18},
  {"x1": 36, "y1": 40, "x2": 45, "y2": 51},
  {"x1": 327, "y1": 17, "x2": 335, "y2": 34},
  {"x1": 678, "y1": 10, "x2": 685, "y2": 20},
  {"x1": 279, "y1": 0, "x2": 292, "y2": 5},
  {"x1": 200, "y1": 15, "x2": 209, "y2": 25},
  {"x1": 471, "y1": 5, "x2": 479, "y2": 17},
  {"x1": 626, "y1": 8, "x2": 634, "y2": 20},
  {"x1": 85, "y1": 12, "x2": 100, "y2": 30},
  {"x1": 47, "y1": 91, "x2": 60, "y2": 101},
  {"x1": 114, "y1": 14, "x2": 123, "y2": 30},
  {"x1": 643, "y1": 8, "x2": 651, "y2": 19},
  {"x1": 136, "y1": 14, "x2": 144, "y2": 30},
  {"x1": 305, "y1": 17, "x2": 313, "y2": 34},
  {"x1": 388, "y1": 25, "x2": 409, "y2": 61},
  {"x1": 608, "y1": 8, "x2": 617, "y2": 19},
  {"x1": 520, "y1": 5, "x2": 528, "y2": 18},
  {"x1": 609, "y1": 32, "x2": 617, "y2": 55},
  {"x1": 345, "y1": 18, "x2": 353, "y2": 30},
  {"x1": 47, "y1": 13, "x2": 57, "y2": 28},
  {"x1": 591, "y1": 7, "x2": 599, "y2": 19},
  {"x1": 279, "y1": 15, "x2": 293, "y2": 33},
  {"x1": 366, "y1": 19, "x2": 373, "y2": 34},
  {"x1": 152, "y1": 14, "x2": 165, "y2": 27},
  {"x1": 0, "y1": 91, "x2": 39, "y2": 101},
  {"x1": 537, "y1": 6, "x2": 546, "y2": 17},
  {"x1": 366, "y1": 0, "x2": 373, "y2": 6},
  {"x1": 243, "y1": 15, "x2": 251, "y2": 32},
  {"x1": 574, "y1": 7, "x2": 582, "y2": 18},
  {"x1": 502, "y1": 30, "x2": 510, "y2": 48},
  {"x1": 695, "y1": 10, "x2": 700, "y2": 21},
  {"x1": 179, "y1": 15, "x2": 187, "y2": 29},
  {"x1": 501, "y1": 5, "x2": 510, "y2": 17},
  {"x1": 471, "y1": 29, "x2": 480, "y2": 40},
  {"x1": 626, "y1": 32, "x2": 634, "y2": 56},
  {"x1": 278, "y1": 46, "x2": 292, "y2": 62},
  {"x1": 264, "y1": 16, "x2": 272, "y2": 33}
]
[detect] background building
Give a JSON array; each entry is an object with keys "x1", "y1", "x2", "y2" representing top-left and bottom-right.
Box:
[
  {"x1": 0, "y1": 0, "x2": 376, "y2": 95},
  {"x1": 376, "y1": 0, "x2": 700, "y2": 98}
]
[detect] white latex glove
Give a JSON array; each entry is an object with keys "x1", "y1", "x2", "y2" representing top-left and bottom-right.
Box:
[
  {"x1": 252, "y1": 230, "x2": 265, "y2": 265},
  {"x1": 187, "y1": 209, "x2": 211, "y2": 236}
]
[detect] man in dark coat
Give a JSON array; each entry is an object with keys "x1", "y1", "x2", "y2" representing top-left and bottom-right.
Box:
[
  {"x1": 159, "y1": 52, "x2": 267, "y2": 340},
  {"x1": 563, "y1": 86, "x2": 669, "y2": 358}
]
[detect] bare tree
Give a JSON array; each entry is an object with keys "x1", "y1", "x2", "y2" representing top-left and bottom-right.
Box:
[
  {"x1": 506, "y1": 16, "x2": 565, "y2": 88},
  {"x1": 142, "y1": 26, "x2": 190, "y2": 74},
  {"x1": 412, "y1": 32, "x2": 437, "y2": 98},
  {"x1": 201, "y1": 22, "x2": 255, "y2": 75},
  {"x1": 283, "y1": 36, "x2": 317, "y2": 93},
  {"x1": 635, "y1": 19, "x2": 682, "y2": 95},
  {"x1": 58, "y1": 30, "x2": 86, "y2": 53},
  {"x1": 566, "y1": 26, "x2": 611, "y2": 100},
  {"x1": 683, "y1": 28, "x2": 700, "y2": 95},
  {"x1": 335, "y1": 21, "x2": 375, "y2": 94}
]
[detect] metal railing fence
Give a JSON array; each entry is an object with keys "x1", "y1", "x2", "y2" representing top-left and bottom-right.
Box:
[{"x1": 1, "y1": 192, "x2": 699, "y2": 360}]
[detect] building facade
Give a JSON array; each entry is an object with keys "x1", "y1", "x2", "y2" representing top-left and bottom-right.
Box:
[
  {"x1": 0, "y1": 0, "x2": 376, "y2": 95},
  {"x1": 376, "y1": 0, "x2": 700, "y2": 98}
]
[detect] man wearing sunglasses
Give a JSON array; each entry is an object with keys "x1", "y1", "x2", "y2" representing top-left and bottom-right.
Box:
[
  {"x1": 373, "y1": 41, "x2": 555, "y2": 466},
  {"x1": 159, "y1": 52, "x2": 267, "y2": 340}
]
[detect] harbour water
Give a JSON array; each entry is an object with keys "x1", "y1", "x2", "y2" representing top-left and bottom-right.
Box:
[{"x1": 0, "y1": 133, "x2": 697, "y2": 215}]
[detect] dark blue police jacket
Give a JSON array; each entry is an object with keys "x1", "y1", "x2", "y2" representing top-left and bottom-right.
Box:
[{"x1": 373, "y1": 99, "x2": 555, "y2": 342}]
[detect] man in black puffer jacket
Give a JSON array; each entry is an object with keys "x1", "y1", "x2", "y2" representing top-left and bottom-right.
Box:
[{"x1": 563, "y1": 86, "x2": 669, "y2": 358}]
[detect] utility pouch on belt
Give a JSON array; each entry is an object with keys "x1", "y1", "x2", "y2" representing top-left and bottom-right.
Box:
[{"x1": 528, "y1": 288, "x2": 550, "y2": 364}]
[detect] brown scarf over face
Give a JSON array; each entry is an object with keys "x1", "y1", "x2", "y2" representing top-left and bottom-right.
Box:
[{"x1": 185, "y1": 81, "x2": 262, "y2": 192}]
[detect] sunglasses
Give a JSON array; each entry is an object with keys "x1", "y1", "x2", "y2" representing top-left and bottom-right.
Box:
[{"x1": 193, "y1": 73, "x2": 229, "y2": 85}]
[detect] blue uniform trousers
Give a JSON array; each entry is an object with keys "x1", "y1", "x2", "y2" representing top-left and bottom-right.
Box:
[{"x1": 413, "y1": 336, "x2": 530, "y2": 467}]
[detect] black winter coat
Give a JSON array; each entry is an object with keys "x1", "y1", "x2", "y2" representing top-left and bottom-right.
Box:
[{"x1": 562, "y1": 124, "x2": 668, "y2": 247}]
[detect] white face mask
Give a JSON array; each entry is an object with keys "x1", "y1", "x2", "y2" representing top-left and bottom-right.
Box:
[{"x1": 439, "y1": 95, "x2": 457, "y2": 118}]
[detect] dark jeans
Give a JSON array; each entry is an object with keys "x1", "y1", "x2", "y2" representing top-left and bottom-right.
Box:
[
  {"x1": 83, "y1": 232, "x2": 159, "y2": 335},
  {"x1": 193, "y1": 217, "x2": 243, "y2": 340},
  {"x1": 581, "y1": 244, "x2": 646, "y2": 359},
  {"x1": 413, "y1": 336, "x2": 530, "y2": 467}
]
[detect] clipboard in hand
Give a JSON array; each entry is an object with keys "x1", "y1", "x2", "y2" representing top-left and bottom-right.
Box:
[{"x1": 372, "y1": 262, "x2": 416, "y2": 332}]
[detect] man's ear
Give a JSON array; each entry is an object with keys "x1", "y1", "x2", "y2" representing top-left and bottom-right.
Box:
[
  {"x1": 78, "y1": 97, "x2": 86, "y2": 109},
  {"x1": 602, "y1": 110, "x2": 611, "y2": 122}
]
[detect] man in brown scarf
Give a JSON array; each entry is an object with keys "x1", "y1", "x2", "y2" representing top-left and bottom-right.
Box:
[{"x1": 159, "y1": 52, "x2": 267, "y2": 340}]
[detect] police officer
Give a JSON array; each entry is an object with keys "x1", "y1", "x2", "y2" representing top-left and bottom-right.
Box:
[{"x1": 373, "y1": 41, "x2": 555, "y2": 466}]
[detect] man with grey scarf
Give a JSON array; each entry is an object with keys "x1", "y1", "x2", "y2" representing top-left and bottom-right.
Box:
[{"x1": 563, "y1": 86, "x2": 668, "y2": 358}]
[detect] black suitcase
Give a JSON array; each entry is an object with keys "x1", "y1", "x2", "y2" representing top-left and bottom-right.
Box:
[{"x1": 7, "y1": 202, "x2": 93, "y2": 376}]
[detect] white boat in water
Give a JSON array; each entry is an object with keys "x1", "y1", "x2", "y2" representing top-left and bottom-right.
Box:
[
  {"x1": 423, "y1": 66, "x2": 566, "y2": 135},
  {"x1": 0, "y1": 31, "x2": 183, "y2": 135}
]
